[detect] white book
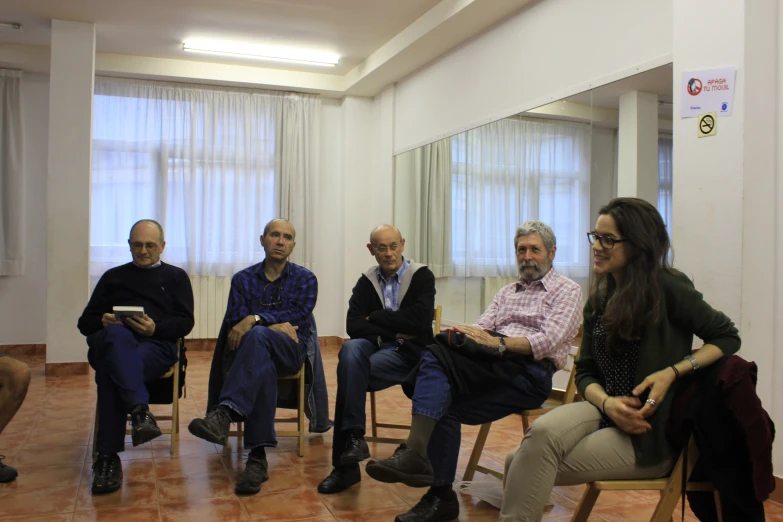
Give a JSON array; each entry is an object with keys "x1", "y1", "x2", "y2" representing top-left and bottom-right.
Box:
[{"x1": 113, "y1": 305, "x2": 145, "y2": 320}]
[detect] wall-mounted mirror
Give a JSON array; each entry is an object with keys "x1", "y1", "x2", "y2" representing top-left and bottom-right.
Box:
[{"x1": 394, "y1": 64, "x2": 673, "y2": 347}]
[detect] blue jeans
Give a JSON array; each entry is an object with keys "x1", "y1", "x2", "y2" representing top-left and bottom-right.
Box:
[
  {"x1": 412, "y1": 350, "x2": 552, "y2": 486},
  {"x1": 218, "y1": 326, "x2": 306, "y2": 449},
  {"x1": 87, "y1": 325, "x2": 179, "y2": 454},
  {"x1": 331, "y1": 338, "x2": 415, "y2": 466}
]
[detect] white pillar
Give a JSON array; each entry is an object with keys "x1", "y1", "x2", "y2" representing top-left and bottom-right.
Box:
[
  {"x1": 674, "y1": 0, "x2": 783, "y2": 476},
  {"x1": 616, "y1": 91, "x2": 659, "y2": 204},
  {"x1": 46, "y1": 20, "x2": 95, "y2": 369}
]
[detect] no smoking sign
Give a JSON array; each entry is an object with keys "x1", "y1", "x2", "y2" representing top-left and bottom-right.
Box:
[{"x1": 698, "y1": 112, "x2": 717, "y2": 138}]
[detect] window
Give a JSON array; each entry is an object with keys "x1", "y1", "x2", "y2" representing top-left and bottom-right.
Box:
[
  {"x1": 90, "y1": 78, "x2": 289, "y2": 281},
  {"x1": 450, "y1": 118, "x2": 591, "y2": 279},
  {"x1": 658, "y1": 136, "x2": 673, "y2": 240}
]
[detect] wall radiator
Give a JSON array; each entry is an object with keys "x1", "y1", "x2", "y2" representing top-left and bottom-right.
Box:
[{"x1": 187, "y1": 276, "x2": 232, "y2": 339}]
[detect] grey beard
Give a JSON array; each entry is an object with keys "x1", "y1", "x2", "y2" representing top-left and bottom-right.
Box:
[{"x1": 518, "y1": 263, "x2": 546, "y2": 281}]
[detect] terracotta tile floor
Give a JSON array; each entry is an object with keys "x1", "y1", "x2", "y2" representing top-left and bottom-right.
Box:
[{"x1": 1, "y1": 348, "x2": 782, "y2": 521}]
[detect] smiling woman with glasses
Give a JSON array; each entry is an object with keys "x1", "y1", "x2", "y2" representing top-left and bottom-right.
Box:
[{"x1": 500, "y1": 198, "x2": 741, "y2": 521}]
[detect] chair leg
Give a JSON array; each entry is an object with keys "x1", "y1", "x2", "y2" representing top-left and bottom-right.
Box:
[
  {"x1": 522, "y1": 413, "x2": 530, "y2": 432},
  {"x1": 463, "y1": 423, "x2": 492, "y2": 481},
  {"x1": 370, "y1": 391, "x2": 378, "y2": 438},
  {"x1": 92, "y1": 402, "x2": 99, "y2": 460},
  {"x1": 572, "y1": 484, "x2": 600, "y2": 522},
  {"x1": 171, "y1": 360, "x2": 180, "y2": 456},
  {"x1": 297, "y1": 369, "x2": 305, "y2": 458},
  {"x1": 713, "y1": 490, "x2": 723, "y2": 522}
]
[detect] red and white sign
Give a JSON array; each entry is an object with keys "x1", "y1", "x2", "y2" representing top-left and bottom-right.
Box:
[{"x1": 681, "y1": 67, "x2": 736, "y2": 118}]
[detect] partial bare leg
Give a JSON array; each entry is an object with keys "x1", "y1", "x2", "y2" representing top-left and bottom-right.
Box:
[{"x1": 0, "y1": 356, "x2": 32, "y2": 434}]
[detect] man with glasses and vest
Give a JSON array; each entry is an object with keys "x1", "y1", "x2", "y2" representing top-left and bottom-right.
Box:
[
  {"x1": 317, "y1": 224, "x2": 436, "y2": 496},
  {"x1": 364, "y1": 220, "x2": 582, "y2": 522},
  {"x1": 189, "y1": 218, "x2": 318, "y2": 496},
  {"x1": 78, "y1": 219, "x2": 194, "y2": 495}
]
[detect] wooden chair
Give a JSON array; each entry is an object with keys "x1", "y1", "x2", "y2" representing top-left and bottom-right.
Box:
[
  {"x1": 92, "y1": 339, "x2": 185, "y2": 458},
  {"x1": 223, "y1": 363, "x2": 307, "y2": 457},
  {"x1": 366, "y1": 305, "x2": 443, "y2": 444},
  {"x1": 463, "y1": 327, "x2": 583, "y2": 481},
  {"x1": 571, "y1": 435, "x2": 722, "y2": 522}
]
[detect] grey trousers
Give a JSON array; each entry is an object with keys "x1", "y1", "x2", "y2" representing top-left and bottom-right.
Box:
[{"x1": 499, "y1": 401, "x2": 674, "y2": 521}]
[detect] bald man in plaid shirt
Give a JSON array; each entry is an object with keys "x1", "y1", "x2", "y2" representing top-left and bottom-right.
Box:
[{"x1": 365, "y1": 220, "x2": 583, "y2": 522}]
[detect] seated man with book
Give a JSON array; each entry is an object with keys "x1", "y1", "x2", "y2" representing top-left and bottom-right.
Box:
[{"x1": 78, "y1": 219, "x2": 194, "y2": 495}]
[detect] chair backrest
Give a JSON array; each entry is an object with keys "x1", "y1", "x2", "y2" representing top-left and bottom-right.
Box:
[
  {"x1": 562, "y1": 324, "x2": 583, "y2": 404},
  {"x1": 433, "y1": 305, "x2": 443, "y2": 334}
]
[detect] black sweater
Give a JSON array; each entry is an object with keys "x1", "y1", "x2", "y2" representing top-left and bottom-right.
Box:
[
  {"x1": 78, "y1": 262, "x2": 195, "y2": 341},
  {"x1": 346, "y1": 264, "x2": 436, "y2": 351}
]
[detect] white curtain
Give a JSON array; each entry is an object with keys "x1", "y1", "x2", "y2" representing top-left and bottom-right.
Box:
[
  {"x1": 0, "y1": 69, "x2": 24, "y2": 276},
  {"x1": 658, "y1": 135, "x2": 673, "y2": 240},
  {"x1": 452, "y1": 117, "x2": 591, "y2": 279},
  {"x1": 399, "y1": 139, "x2": 453, "y2": 277},
  {"x1": 91, "y1": 77, "x2": 319, "y2": 283}
]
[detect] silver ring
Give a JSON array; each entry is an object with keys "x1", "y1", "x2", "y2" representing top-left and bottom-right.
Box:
[{"x1": 646, "y1": 398, "x2": 657, "y2": 407}]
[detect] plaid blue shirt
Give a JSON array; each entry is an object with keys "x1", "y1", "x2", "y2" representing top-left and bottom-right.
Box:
[{"x1": 224, "y1": 260, "x2": 318, "y2": 342}]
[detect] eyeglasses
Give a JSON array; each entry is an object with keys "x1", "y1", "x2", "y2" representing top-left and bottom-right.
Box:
[
  {"x1": 129, "y1": 242, "x2": 160, "y2": 251},
  {"x1": 373, "y1": 243, "x2": 400, "y2": 254},
  {"x1": 586, "y1": 231, "x2": 628, "y2": 250}
]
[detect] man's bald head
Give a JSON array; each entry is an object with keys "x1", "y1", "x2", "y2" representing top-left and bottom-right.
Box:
[
  {"x1": 263, "y1": 218, "x2": 296, "y2": 239},
  {"x1": 369, "y1": 224, "x2": 402, "y2": 246}
]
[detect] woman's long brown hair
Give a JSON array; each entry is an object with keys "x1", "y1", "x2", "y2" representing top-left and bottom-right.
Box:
[{"x1": 587, "y1": 198, "x2": 672, "y2": 352}]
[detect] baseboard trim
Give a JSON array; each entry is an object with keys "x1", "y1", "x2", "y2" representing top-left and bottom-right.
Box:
[
  {"x1": 319, "y1": 336, "x2": 345, "y2": 352},
  {"x1": 0, "y1": 344, "x2": 46, "y2": 356},
  {"x1": 184, "y1": 339, "x2": 216, "y2": 351},
  {"x1": 770, "y1": 476, "x2": 783, "y2": 505},
  {"x1": 45, "y1": 362, "x2": 90, "y2": 376}
]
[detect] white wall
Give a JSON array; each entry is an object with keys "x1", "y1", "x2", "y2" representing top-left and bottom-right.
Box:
[
  {"x1": 393, "y1": 0, "x2": 673, "y2": 154},
  {"x1": 0, "y1": 73, "x2": 49, "y2": 345},
  {"x1": 311, "y1": 98, "x2": 346, "y2": 336}
]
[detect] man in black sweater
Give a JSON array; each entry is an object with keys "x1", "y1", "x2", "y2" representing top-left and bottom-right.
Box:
[
  {"x1": 317, "y1": 225, "x2": 435, "y2": 495},
  {"x1": 78, "y1": 220, "x2": 194, "y2": 495}
]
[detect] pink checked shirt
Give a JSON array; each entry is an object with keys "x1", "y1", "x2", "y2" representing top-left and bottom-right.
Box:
[{"x1": 476, "y1": 268, "x2": 583, "y2": 371}]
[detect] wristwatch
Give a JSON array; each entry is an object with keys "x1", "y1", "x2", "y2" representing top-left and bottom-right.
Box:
[
  {"x1": 498, "y1": 337, "x2": 507, "y2": 355},
  {"x1": 253, "y1": 314, "x2": 262, "y2": 326},
  {"x1": 685, "y1": 354, "x2": 700, "y2": 371}
]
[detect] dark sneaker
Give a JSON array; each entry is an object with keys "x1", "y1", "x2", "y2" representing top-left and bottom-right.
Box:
[
  {"x1": 339, "y1": 432, "x2": 371, "y2": 466},
  {"x1": 188, "y1": 407, "x2": 232, "y2": 445},
  {"x1": 365, "y1": 444, "x2": 434, "y2": 488},
  {"x1": 395, "y1": 489, "x2": 460, "y2": 522},
  {"x1": 0, "y1": 455, "x2": 18, "y2": 483},
  {"x1": 130, "y1": 407, "x2": 163, "y2": 447},
  {"x1": 234, "y1": 456, "x2": 269, "y2": 495},
  {"x1": 317, "y1": 465, "x2": 361, "y2": 494},
  {"x1": 91, "y1": 453, "x2": 123, "y2": 495}
]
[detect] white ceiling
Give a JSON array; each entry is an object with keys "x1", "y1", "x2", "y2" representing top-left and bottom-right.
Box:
[
  {"x1": 0, "y1": 0, "x2": 535, "y2": 96},
  {"x1": 0, "y1": 0, "x2": 444, "y2": 74}
]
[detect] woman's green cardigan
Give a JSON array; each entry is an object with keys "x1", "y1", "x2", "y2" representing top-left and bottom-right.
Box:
[{"x1": 575, "y1": 269, "x2": 741, "y2": 466}]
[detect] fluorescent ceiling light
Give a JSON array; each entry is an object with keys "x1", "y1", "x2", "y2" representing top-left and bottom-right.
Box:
[
  {"x1": 0, "y1": 21, "x2": 22, "y2": 31},
  {"x1": 183, "y1": 39, "x2": 339, "y2": 67}
]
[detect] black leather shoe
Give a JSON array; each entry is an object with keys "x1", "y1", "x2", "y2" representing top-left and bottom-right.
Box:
[
  {"x1": 130, "y1": 407, "x2": 162, "y2": 447},
  {"x1": 234, "y1": 456, "x2": 269, "y2": 495},
  {"x1": 91, "y1": 453, "x2": 123, "y2": 495},
  {"x1": 317, "y1": 465, "x2": 361, "y2": 494},
  {"x1": 339, "y1": 433, "x2": 370, "y2": 466},
  {"x1": 188, "y1": 406, "x2": 232, "y2": 445},
  {"x1": 395, "y1": 490, "x2": 459, "y2": 522},
  {"x1": 365, "y1": 444, "x2": 434, "y2": 488}
]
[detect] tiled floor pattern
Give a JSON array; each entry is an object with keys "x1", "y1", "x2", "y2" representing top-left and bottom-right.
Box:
[{"x1": 1, "y1": 348, "x2": 781, "y2": 521}]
